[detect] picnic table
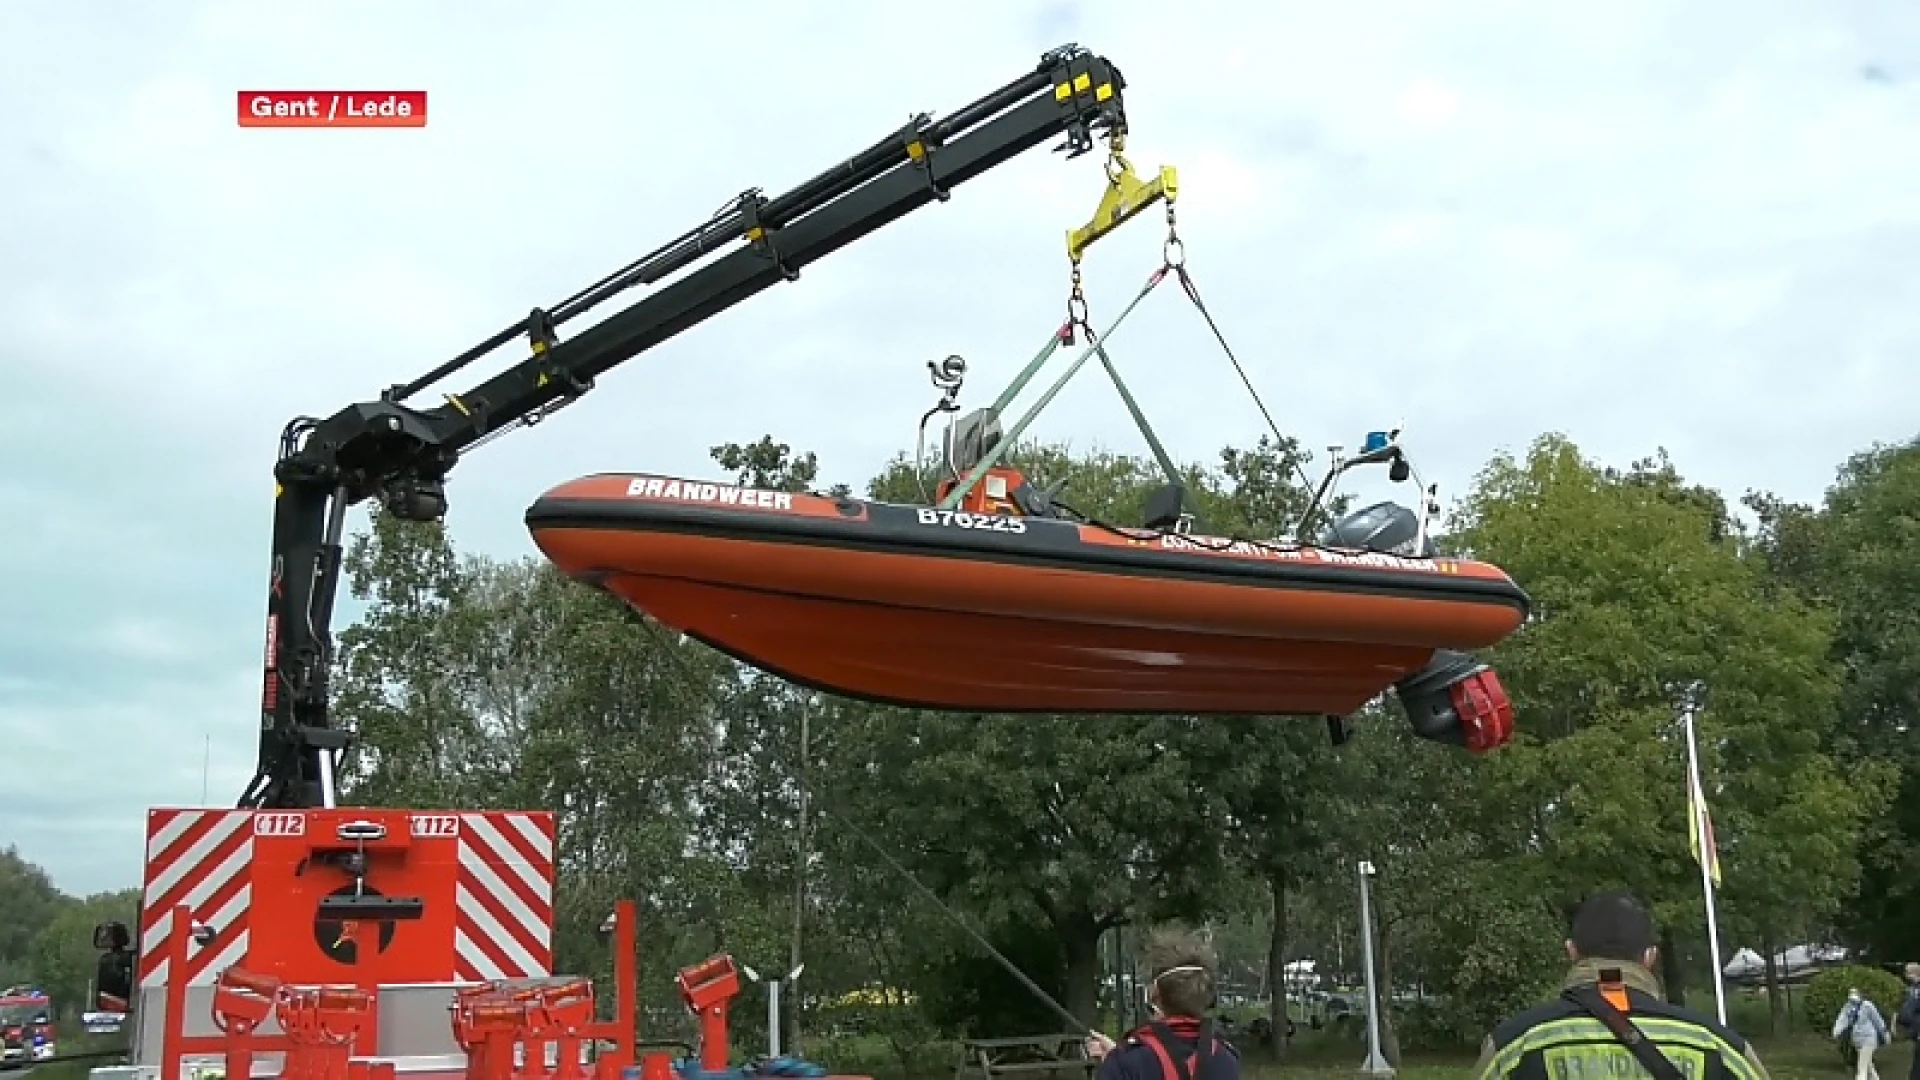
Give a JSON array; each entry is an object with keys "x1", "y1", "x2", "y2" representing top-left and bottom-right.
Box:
[{"x1": 955, "y1": 1034, "x2": 1096, "y2": 1080}]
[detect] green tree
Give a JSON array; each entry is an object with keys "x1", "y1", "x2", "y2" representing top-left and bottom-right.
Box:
[
  {"x1": 1319, "y1": 710, "x2": 1565, "y2": 1048},
  {"x1": 1749, "y1": 438, "x2": 1920, "y2": 962},
  {"x1": 1201, "y1": 434, "x2": 1354, "y2": 1056},
  {"x1": 711, "y1": 435, "x2": 851, "y2": 497},
  {"x1": 333, "y1": 508, "x2": 486, "y2": 806},
  {"x1": 0, "y1": 848, "x2": 63, "y2": 985},
  {"x1": 1445, "y1": 436, "x2": 1878, "y2": 1020},
  {"x1": 811, "y1": 441, "x2": 1237, "y2": 1029}
]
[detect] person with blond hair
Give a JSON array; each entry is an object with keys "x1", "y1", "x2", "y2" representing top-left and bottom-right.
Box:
[{"x1": 1084, "y1": 929, "x2": 1238, "y2": 1080}]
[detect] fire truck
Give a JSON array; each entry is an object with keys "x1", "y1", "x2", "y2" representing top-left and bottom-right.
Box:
[
  {"x1": 81, "y1": 45, "x2": 1141, "y2": 1080},
  {"x1": 0, "y1": 987, "x2": 55, "y2": 1069}
]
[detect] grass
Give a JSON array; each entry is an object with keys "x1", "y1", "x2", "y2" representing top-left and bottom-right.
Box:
[
  {"x1": 1231, "y1": 1033, "x2": 1878, "y2": 1080},
  {"x1": 803, "y1": 1022, "x2": 1881, "y2": 1080}
]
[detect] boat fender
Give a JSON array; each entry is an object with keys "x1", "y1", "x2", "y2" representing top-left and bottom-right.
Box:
[{"x1": 1394, "y1": 650, "x2": 1516, "y2": 753}]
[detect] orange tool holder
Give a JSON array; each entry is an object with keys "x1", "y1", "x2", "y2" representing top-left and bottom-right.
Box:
[
  {"x1": 521, "y1": 980, "x2": 595, "y2": 1080},
  {"x1": 451, "y1": 980, "x2": 595, "y2": 1080},
  {"x1": 209, "y1": 965, "x2": 284, "y2": 1080},
  {"x1": 451, "y1": 992, "x2": 527, "y2": 1080},
  {"x1": 449, "y1": 900, "x2": 640, "y2": 1080},
  {"x1": 280, "y1": 986, "x2": 375, "y2": 1080},
  {"x1": 676, "y1": 955, "x2": 741, "y2": 1073}
]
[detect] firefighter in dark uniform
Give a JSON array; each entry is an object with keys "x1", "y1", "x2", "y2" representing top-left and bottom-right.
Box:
[
  {"x1": 1474, "y1": 892, "x2": 1770, "y2": 1080},
  {"x1": 1085, "y1": 930, "x2": 1239, "y2": 1080}
]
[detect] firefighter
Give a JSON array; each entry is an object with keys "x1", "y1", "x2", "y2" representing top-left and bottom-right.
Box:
[
  {"x1": 1085, "y1": 929, "x2": 1239, "y2": 1080},
  {"x1": 1473, "y1": 891, "x2": 1770, "y2": 1080}
]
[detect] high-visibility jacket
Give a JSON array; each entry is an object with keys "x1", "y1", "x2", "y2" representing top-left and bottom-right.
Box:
[{"x1": 1474, "y1": 960, "x2": 1769, "y2": 1080}]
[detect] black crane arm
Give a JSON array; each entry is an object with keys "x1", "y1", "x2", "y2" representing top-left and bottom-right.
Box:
[{"x1": 242, "y1": 45, "x2": 1132, "y2": 810}]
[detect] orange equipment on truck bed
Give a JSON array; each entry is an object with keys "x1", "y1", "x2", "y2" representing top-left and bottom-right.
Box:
[
  {"x1": 123, "y1": 808, "x2": 556, "y2": 1068},
  {"x1": 132, "y1": 862, "x2": 643, "y2": 1080},
  {"x1": 675, "y1": 956, "x2": 743, "y2": 1074}
]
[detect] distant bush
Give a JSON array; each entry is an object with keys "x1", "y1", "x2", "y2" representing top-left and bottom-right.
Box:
[
  {"x1": 1804, "y1": 966, "x2": 1903, "y2": 1035},
  {"x1": 1394, "y1": 998, "x2": 1473, "y2": 1053}
]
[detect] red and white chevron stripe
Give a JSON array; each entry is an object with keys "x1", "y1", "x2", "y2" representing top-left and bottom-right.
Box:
[
  {"x1": 137, "y1": 809, "x2": 254, "y2": 988},
  {"x1": 453, "y1": 811, "x2": 555, "y2": 982}
]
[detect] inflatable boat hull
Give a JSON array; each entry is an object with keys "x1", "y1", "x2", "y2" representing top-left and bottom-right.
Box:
[{"x1": 525, "y1": 474, "x2": 1532, "y2": 717}]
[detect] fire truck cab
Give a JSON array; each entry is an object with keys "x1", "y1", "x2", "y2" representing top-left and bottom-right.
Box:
[{"x1": 0, "y1": 987, "x2": 55, "y2": 1068}]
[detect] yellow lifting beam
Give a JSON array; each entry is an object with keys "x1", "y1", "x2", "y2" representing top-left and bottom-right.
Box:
[{"x1": 1065, "y1": 136, "x2": 1178, "y2": 264}]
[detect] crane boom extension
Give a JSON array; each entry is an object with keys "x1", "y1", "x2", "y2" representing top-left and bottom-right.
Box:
[{"x1": 242, "y1": 46, "x2": 1132, "y2": 810}]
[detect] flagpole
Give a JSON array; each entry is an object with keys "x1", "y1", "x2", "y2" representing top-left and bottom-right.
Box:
[{"x1": 1684, "y1": 705, "x2": 1728, "y2": 1026}]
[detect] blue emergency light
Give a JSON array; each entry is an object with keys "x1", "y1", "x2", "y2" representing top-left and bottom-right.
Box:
[{"x1": 1361, "y1": 431, "x2": 1392, "y2": 454}]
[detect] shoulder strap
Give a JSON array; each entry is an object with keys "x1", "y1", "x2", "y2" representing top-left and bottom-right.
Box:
[
  {"x1": 1191, "y1": 1019, "x2": 1225, "y2": 1080},
  {"x1": 1561, "y1": 983, "x2": 1686, "y2": 1080},
  {"x1": 1140, "y1": 1021, "x2": 1221, "y2": 1080},
  {"x1": 1140, "y1": 1022, "x2": 1191, "y2": 1080}
]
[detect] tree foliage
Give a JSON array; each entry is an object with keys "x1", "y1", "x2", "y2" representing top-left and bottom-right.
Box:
[{"x1": 1748, "y1": 438, "x2": 1920, "y2": 963}]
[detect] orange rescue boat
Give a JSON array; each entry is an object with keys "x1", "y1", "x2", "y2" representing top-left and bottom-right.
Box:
[{"x1": 525, "y1": 469, "x2": 1531, "y2": 750}]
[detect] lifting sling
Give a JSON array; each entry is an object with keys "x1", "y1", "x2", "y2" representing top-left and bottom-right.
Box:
[{"x1": 940, "y1": 140, "x2": 1312, "y2": 514}]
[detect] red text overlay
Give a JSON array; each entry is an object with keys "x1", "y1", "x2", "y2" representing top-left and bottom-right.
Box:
[{"x1": 238, "y1": 91, "x2": 428, "y2": 128}]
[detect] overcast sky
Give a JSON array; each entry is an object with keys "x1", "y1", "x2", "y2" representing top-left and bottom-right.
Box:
[{"x1": 3, "y1": 0, "x2": 1917, "y2": 896}]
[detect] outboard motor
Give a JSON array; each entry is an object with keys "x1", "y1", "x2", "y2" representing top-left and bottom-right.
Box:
[
  {"x1": 1395, "y1": 649, "x2": 1515, "y2": 753},
  {"x1": 1322, "y1": 501, "x2": 1435, "y2": 556}
]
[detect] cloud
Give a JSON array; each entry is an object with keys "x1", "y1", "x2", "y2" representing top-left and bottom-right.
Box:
[{"x1": 3, "y1": 0, "x2": 1918, "y2": 893}]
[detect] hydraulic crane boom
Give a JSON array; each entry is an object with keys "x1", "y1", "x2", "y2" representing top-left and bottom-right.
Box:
[{"x1": 242, "y1": 45, "x2": 1132, "y2": 810}]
